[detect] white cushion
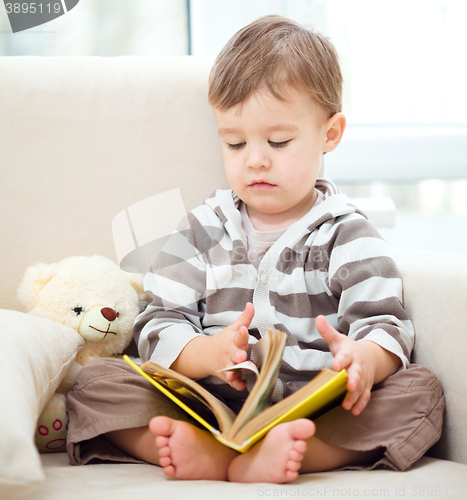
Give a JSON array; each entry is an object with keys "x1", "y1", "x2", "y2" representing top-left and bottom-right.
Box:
[{"x1": 0, "y1": 309, "x2": 85, "y2": 496}]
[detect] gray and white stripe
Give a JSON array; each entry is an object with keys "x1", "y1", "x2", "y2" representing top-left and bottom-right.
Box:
[{"x1": 133, "y1": 180, "x2": 414, "y2": 402}]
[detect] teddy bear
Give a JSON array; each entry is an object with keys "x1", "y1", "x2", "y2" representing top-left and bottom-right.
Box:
[{"x1": 17, "y1": 255, "x2": 146, "y2": 453}]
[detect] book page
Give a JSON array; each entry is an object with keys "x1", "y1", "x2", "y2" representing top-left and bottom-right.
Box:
[
  {"x1": 141, "y1": 360, "x2": 237, "y2": 434},
  {"x1": 217, "y1": 360, "x2": 259, "y2": 377},
  {"x1": 226, "y1": 329, "x2": 286, "y2": 439}
]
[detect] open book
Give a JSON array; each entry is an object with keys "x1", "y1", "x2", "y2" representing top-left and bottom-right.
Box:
[{"x1": 124, "y1": 329, "x2": 347, "y2": 452}]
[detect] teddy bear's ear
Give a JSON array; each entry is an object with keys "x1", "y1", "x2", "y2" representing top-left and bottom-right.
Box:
[
  {"x1": 126, "y1": 272, "x2": 147, "y2": 310},
  {"x1": 17, "y1": 262, "x2": 58, "y2": 310}
]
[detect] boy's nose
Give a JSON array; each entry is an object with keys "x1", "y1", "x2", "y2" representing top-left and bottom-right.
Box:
[{"x1": 247, "y1": 146, "x2": 271, "y2": 170}]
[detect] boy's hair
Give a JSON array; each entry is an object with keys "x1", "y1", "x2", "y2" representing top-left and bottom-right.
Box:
[{"x1": 208, "y1": 15, "x2": 342, "y2": 118}]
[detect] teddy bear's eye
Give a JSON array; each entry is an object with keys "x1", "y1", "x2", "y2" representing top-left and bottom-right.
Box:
[{"x1": 73, "y1": 306, "x2": 84, "y2": 316}]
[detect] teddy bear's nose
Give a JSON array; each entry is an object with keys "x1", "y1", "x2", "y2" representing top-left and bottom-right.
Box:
[{"x1": 101, "y1": 307, "x2": 117, "y2": 322}]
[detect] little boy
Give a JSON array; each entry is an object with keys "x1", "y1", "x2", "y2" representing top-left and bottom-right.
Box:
[{"x1": 66, "y1": 15, "x2": 444, "y2": 483}]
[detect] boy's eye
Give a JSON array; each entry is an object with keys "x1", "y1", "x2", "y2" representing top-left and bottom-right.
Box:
[
  {"x1": 227, "y1": 140, "x2": 290, "y2": 150},
  {"x1": 227, "y1": 142, "x2": 245, "y2": 150},
  {"x1": 269, "y1": 140, "x2": 290, "y2": 149}
]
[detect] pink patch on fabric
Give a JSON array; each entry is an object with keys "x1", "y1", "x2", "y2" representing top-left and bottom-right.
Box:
[
  {"x1": 38, "y1": 425, "x2": 49, "y2": 436},
  {"x1": 53, "y1": 419, "x2": 62, "y2": 431},
  {"x1": 46, "y1": 438, "x2": 66, "y2": 450}
]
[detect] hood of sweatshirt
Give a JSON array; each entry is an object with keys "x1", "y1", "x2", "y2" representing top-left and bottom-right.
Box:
[{"x1": 204, "y1": 179, "x2": 367, "y2": 248}]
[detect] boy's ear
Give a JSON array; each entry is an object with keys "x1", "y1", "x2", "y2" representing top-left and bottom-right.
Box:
[{"x1": 323, "y1": 113, "x2": 346, "y2": 153}]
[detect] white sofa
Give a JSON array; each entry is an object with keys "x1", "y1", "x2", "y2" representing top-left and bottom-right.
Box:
[{"x1": 1, "y1": 56, "x2": 466, "y2": 500}]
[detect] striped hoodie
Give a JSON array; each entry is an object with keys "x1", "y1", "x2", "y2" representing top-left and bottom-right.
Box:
[{"x1": 133, "y1": 179, "x2": 414, "y2": 402}]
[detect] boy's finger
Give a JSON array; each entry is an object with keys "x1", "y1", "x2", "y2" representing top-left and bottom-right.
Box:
[
  {"x1": 233, "y1": 347, "x2": 248, "y2": 364},
  {"x1": 342, "y1": 386, "x2": 361, "y2": 411},
  {"x1": 332, "y1": 351, "x2": 352, "y2": 372},
  {"x1": 234, "y1": 326, "x2": 250, "y2": 350},
  {"x1": 316, "y1": 315, "x2": 343, "y2": 352},
  {"x1": 231, "y1": 379, "x2": 246, "y2": 391},
  {"x1": 224, "y1": 370, "x2": 246, "y2": 391},
  {"x1": 230, "y1": 302, "x2": 255, "y2": 330},
  {"x1": 345, "y1": 363, "x2": 363, "y2": 391},
  {"x1": 225, "y1": 369, "x2": 241, "y2": 382},
  {"x1": 350, "y1": 389, "x2": 371, "y2": 416}
]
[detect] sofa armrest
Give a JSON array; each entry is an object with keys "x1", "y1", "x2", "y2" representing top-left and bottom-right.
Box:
[{"x1": 393, "y1": 248, "x2": 467, "y2": 464}]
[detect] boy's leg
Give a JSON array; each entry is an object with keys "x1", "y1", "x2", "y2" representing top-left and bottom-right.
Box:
[
  {"x1": 309, "y1": 364, "x2": 445, "y2": 472},
  {"x1": 104, "y1": 426, "x2": 161, "y2": 465},
  {"x1": 69, "y1": 362, "x2": 443, "y2": 482},
  {"x1": 228, "y1": 425, "x2": 383, "y2": 483},
  {"x1": 149, "y1": 416, "x2": 317, "y2": 482},
  {"x1": 148, "y1": 415, "x2": 377, "y2": 483},
  {"x1": 66, "y1": 357, "x2": 197, "y2": 466},
  {"x1": 229, "y1": 364, "x2": 444, "y2": 483},
  {"x1": 68, "y1": 357, "x2": 310, "y2": 480},
  {"x1": 105, "y1": 417, "x2": 239, "y2": 481}
]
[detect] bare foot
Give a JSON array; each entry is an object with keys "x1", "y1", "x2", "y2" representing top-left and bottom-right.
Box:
[
  {"x1": 228, "y1": 419, "x2": 316, "y2": 483},
  {"x1": 149, "y1": 416, "x2": 238, "y2": 480}
]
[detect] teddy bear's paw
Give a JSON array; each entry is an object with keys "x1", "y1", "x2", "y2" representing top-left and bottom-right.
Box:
[{"x1": 35, "y1": 395, "x2": 68, "y2": 453}]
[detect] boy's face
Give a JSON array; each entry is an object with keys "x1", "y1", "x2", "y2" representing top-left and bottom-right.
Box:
[{"x1": 214, "y1": 88, "x2": 342, "y2": 230}]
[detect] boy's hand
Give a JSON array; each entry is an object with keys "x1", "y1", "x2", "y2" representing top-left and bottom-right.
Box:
[
  {"x1": 316, "y1": 315, "x2": 400, "y2": 416},
  {"x1": 211, "y1": 302, "x2": 255, "y2": 391},
  {"x1": 169, "y1": 302, "x2": 254, "y2": 389}
]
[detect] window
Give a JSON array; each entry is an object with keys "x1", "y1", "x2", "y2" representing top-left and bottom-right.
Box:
[
  {"x1": 190, "y1": 0, "x2": 467, "y2": 251},
  {"x1": 0, "y1": 0, "x2": 189, "y2": 56}
]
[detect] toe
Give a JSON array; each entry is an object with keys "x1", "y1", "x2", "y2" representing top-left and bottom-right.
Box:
[
  {"x1": 285, "y1": 469, "x2": 299, "y2": 482},
  {"x1": 287, "y1": 459, "x2": 302, "y2": 472},
  {"x1": 149, "y1": 416, "x2": 174, "y2": 437},
  {"x1": 163, "y1": 465, "x2": 176, "y2": 477},
  {"x1": 157, "y1": 445, "x2": 171, "y2": 458},
  {"x1": 289, "y1": 449, "x2": 303, "y2": 462},
  {"x1": 156, "y1": 436, "x2": 169, "y2": 449},
  {"x1": 293, "y1": 439, "x2": 308, "y2": 455},
  {"x1": 159, "y1": 456, "x2": 172, "y2": 467},
  {"x1": 289, "y1": 419, "x2": 315, "y2": 441}
]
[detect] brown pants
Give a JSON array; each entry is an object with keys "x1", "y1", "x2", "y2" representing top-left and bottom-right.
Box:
[{"x1": 66, "y1": 358, "x2": 445, "y2": 471}]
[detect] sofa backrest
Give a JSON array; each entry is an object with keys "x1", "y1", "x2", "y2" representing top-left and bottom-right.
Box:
[{"x1": 0, "y1": 56, "x2": 229, "y2": 311}]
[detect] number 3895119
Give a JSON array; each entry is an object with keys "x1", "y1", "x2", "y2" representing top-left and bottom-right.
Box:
[{"x1": 5, "y1": 3, "x2": 63, "y2": 14}]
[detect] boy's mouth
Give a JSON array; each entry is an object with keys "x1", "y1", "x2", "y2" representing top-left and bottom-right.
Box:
[{"x1": 249, "y1": 181, "x2": 276, "y2": 189}]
